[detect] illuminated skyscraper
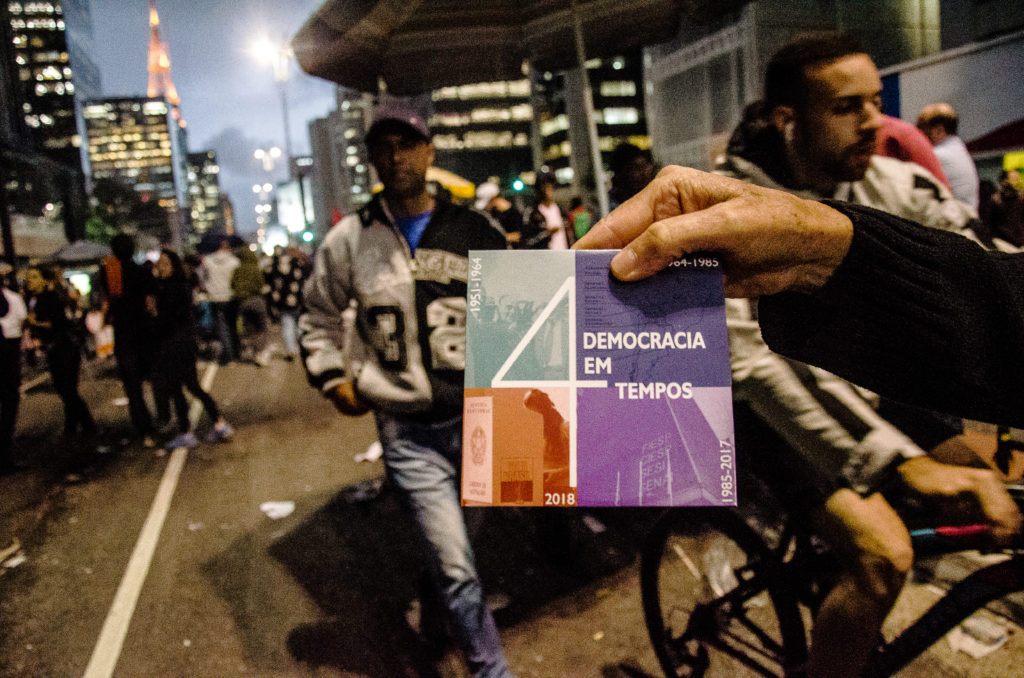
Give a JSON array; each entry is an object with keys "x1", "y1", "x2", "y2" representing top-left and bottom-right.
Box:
[
  {"x1": 186, "y1": 150, "x2": 226, "y2": 239},
  {"x1": 1, "y1": 0, "x2": 100, "y2": 253},
  {"x1": 429, "y1": 78, "x2": 534, "y2": 190},
  {"x1": 83, "y1": 96, "x2": 188, "y2": 244},
  {"x1": 535, "y1": 50, "x2": 649, "y2": 188},
  {"x1": 7, "y1": 0, "x2": 100, "y2": 168},
  {"x1": 308, "y1": 87, "x2": 373, "y2": 237}
]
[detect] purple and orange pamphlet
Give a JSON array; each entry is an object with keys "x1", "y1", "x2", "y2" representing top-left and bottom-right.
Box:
[{"x1": 462, "y1": 250, "x2": 735, "y2": 507}]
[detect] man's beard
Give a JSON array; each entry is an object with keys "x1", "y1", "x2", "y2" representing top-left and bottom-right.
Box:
[
  {"x1": 809, "y1": 138, "x2": 875, "y2": 184},
  {"x1": 789, "y1": 123, "x2": 876, "y2": 187},
  {"x1": 385, "y1": 173, "x2": 428, "y2": 200},
  {"x1": 839, "y1": 142, "x2": 876, "y2": 181}
]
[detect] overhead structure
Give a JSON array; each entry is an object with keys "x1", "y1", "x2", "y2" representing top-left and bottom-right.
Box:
[{"x1": 290, "y1": 0, "x2": 713, "y2": 96}]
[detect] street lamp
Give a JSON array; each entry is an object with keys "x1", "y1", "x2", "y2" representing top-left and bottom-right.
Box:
[
  {"x1": 254, "y1": 147, "x2": 281, "y2": 172},
  {"x1": 252, "y1": 181, "x2": 274, "y2": 199},
  {"x1": 251, "y1": 36, "x2": 311, "y2": 235},
  {"x1": 251, "y1": 39, "x2": 294, "y2": 160}
]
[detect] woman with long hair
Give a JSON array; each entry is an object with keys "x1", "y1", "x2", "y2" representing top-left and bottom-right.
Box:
[
  {"x1": 150, "y1": 249, "x2": 232, "y2": 449},
  {"x1": 24, "y1": 265, "x2": 97, "y2": 442}
]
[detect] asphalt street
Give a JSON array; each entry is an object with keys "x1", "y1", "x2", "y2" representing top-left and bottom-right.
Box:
[{"x1": 1, "y1": 348, "x2": 1022, "y2": 677}]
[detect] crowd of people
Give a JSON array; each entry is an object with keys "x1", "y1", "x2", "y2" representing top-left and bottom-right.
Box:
[
  {"x1": 1, "y1": 26, "x2": 1022, "y2": 678},
  {"x1": 0, "y1": 232, "x2": 314, "y2": 471}
]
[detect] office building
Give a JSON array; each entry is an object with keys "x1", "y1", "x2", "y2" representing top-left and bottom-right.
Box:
[
  {"x1": 535, "y1": 50, "x2": 650, "y2": 189},
  {"x1": 308, "y1": 87, "x2": 374, "y2": 237},
  {"x1": 429, "y1": 78, "x2": 534, "y2": 189},
  {"x1": 1, "y1": 0, "x2": 98, "y2": 258},
  {"x1": 83, "y1": 96, "x2": 188, "y2": 244},
  {"x1": 2, "y1": 0, "x2": 100, "y2": 254},
  {"x1": 7, "y1": 0, "x2": 99, "y2": 169},
  {"x1": 186, "y1": 150, "x2": 226, "y2": 240}
]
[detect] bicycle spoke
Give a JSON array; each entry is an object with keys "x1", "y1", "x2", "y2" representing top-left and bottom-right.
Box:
[{"x1": 641, "y1": 510, "x2": 806, "y2": 678}]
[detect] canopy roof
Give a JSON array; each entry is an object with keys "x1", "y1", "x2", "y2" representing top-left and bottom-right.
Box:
[{"x1": 292, "y1": 0, "x2": 745, "y2": 95}]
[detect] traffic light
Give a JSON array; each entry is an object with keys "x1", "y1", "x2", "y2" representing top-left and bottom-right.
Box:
[
  {"x1": 301, "y1": 230, "x2": 314, "y2": 243},
  {"x1": 511, "y1": 179, "x2": 525, "y2": 192}
]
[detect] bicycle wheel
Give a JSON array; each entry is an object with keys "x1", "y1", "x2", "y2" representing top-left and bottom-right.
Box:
[{"x1": 641, "y1": 508, "x2": 807, "y2": 677}]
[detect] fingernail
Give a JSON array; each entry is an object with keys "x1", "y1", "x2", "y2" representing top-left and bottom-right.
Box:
[{"x1": 610, "y1": 249, "x2": 638, "y2": 281}]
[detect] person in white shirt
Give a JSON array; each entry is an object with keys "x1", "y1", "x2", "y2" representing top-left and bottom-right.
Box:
[
  {"x1": 198, "y1": 238, "x2": 241, "y2": 364},
  {"x1": 917, "y1": 102, "x2": 981, "y2": 211},
  {"x1": 1, "y1": 266, "x2": 28, "y2": 472},
  {"x1": 524, "y1": 173, "x2": 571, "y2": 249}
]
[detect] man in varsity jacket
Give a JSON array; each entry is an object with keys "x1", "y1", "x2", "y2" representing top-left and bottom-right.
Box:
[{"x1": 299, "y1": 101, "x2": 515, "y2": 678}]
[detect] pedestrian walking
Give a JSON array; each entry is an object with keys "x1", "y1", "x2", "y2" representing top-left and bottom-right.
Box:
[
  {"x1": 266, "y1": 246, "x2": 311, "y2": 361},
  {"x1": 0, "y1": 265, "x2": 27, "y2": 473},
  {"x1": 99, "y1": 234, "x2": 158, "y2": 446},
  {"x1": 522, "y1": 172, "x2": 570, "y2": 249},
  {"x1": 198, "y1": 237, "x2": 241, "y2": 365},
  {"x1": 231, "y1": 247, "x2": 270, "y2": 366},
  {"x1": 24, "y1": 265, "x2": 97, "y2": 446},
  {"x1": 150, "y1": 249, "x2": 233, "y2": 450},
  {"x1": 300, "y1": 100, "x2": 516, "y2": 678}
]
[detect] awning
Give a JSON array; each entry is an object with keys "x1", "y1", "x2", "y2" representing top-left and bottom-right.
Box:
[
  {"x1": 292, "y1": 0, "x2": 747, "y2": 95},
  {"x1": 967, "y1": 119, "x2": 1024, "y2": 154}
]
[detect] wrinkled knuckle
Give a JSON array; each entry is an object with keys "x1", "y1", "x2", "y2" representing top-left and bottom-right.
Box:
[
  {"x1": 657, "y1": 165, "x2": 685, "y2": 180},
  {"x1": 646, "y1": 221, "x2": 678, "y2": 253}
]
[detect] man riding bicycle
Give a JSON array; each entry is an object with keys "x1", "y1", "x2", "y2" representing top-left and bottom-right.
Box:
[{"x1": 711, "y1": 33, "x2": 1019, "y2": 678}]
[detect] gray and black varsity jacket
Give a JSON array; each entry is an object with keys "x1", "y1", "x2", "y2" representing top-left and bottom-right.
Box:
[{"x1": 299, "y1": 194, "x2": 507, "y2": 420}]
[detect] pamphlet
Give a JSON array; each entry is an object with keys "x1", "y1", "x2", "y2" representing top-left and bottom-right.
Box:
[{"x1": 462, "y1": 250, "x2": 735, "y2": 507}]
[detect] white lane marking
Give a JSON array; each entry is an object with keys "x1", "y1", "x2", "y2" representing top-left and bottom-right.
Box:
[
  {"x1": 82, "y1": 363, "x2": 219, "y2": 678},
  {"x1": 19, "y1": 372, "x2": 48, "y2": 393}
]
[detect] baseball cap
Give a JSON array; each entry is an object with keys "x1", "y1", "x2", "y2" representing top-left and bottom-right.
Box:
[{"x1": 365, "y1": 98, "x2": 431, "y2": 148}]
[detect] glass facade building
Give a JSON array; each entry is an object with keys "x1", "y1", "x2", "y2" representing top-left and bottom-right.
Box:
[
  {"x1": 429, "y1": 78, "x2": 534, "y2": 189},
  {"x1": 83, "y1": 96, "x2": 187, "y2": 244},
  {"x1": 308, "y1": 87, "x2": 374, "y2": 237},
  {"x1": 1, "y1": 0, "x2": 98, "y2": 253},
  {"x1": 8, "y1": 0, "x2": 98, "y2": 169},
  {"x1": 84, "y1": 97, "x2": 184, "y2": 207},
  {"x1": 186, "y1": 150, "x2": 225, "y2": 240},
  {"x1": 535, "y1": 50, "x2": 650, "y2": 187}
]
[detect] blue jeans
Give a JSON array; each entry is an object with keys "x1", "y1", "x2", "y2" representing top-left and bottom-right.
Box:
[
  {"x1": 211, "y1": 300, "x2": 238, "y2": 363},
  {"x1": 280, "y1": 310, "x2": 299, "y2": 356},
  {"x1": 375, "y1": 412, "x2": 514, "y2": 678}
]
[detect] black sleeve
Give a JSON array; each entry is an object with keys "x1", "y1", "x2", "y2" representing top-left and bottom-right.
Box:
[{"x1": 759, "y1": 200, "x2": 1024, "y2": 427}]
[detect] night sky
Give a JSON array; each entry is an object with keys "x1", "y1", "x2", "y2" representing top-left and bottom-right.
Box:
[{"x1": 87, "y1": 0, "x2": 337, "y2": 236}]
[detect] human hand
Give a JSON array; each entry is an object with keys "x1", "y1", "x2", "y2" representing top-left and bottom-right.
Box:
[
  {"x1": 897, "y1": 457, "x2": 1022, "y2": 544},
  {"x1": 327, "y1": 381, "x2": 370, "y2": 417},
  {"x1": 574, "y1": 166, "x2": 854, "y2": 297}
]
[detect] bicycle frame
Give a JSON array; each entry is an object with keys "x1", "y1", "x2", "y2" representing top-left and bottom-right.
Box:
[
  {"x1": 863, "y1": 551, "x2": 1024, "y2": 677},
  {"x1": 644, "y1": 482, "x2": 1024, "y2": 678}
]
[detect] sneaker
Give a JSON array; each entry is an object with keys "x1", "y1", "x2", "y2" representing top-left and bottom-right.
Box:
[
  {"x1": 166, "y1": 432, "x2": 198, "y2": 450},
  {"x1": 206, "y1": 421, "x2": 234, "y2": 443}
]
